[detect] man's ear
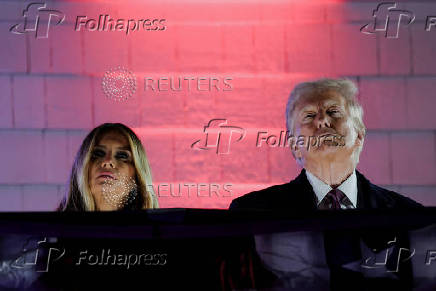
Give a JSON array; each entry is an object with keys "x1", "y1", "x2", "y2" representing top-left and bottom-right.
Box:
[
  {"x1": 291, "y1": 145, "x2": 302, "y2": 161},
  {"x1": 355, "y1": 129, "x2": 365, "y2": 147}
]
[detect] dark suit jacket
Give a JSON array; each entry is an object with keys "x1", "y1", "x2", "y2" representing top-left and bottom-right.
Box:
[
  {"x1": 230, "y1": 169, "x2": 422, "y2": 211},
  {"x1": 225, "y1": 169, "x2": 423, "y2": 291}
]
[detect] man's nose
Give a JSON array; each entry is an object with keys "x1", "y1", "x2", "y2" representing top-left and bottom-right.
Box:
[{"x1": 316, "y1": 112, "x2": 331, "y2": 129}]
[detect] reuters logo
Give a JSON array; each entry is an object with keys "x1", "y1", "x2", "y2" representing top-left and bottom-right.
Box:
[{"x1": 102, "y1": 66, "x2": 136, "y2": 102}]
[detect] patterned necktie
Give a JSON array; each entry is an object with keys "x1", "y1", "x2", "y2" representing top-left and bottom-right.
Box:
[
  {"x1": 319, "y1": 189, "x2": 352, "y2": 210},
  {"x1": 320, "y1": 189, "x2": 361, "y2": 289}
]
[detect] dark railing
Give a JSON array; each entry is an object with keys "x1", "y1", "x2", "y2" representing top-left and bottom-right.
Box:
[{"x1": 0, "y1": 208, "x2": 435, "y2": 290}]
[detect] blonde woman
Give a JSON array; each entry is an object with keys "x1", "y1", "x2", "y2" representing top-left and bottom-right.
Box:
[{"x1": 58, "y1": 123, "x2": 158, "y2": 211}]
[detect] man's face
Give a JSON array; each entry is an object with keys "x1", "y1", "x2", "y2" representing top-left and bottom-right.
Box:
[{"x1": 291, "y1": 89, "x2": 362, "y2": 163}]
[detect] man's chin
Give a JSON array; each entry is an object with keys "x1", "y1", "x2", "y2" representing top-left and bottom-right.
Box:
[
  {"x1": 310, "y1": 142, "x2": 338, "y2": 151},
  {"x1": 306, "y1": 144, "x2": 341, "y2": 159}
]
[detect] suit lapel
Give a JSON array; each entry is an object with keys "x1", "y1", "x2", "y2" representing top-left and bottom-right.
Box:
[
  {"x1": 356, "y1": 170, "x2": 391, "y2": 209},
  {"x1": 289, "y1": 169, "x2": 318, "y2": 211},
  {"x1": 356, "y1": 170, "x2": 368, "y2": 209}
]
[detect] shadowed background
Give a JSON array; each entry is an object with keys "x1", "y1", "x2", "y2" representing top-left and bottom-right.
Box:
[{"x1": 0, "y1": 0, "x2": 435, "y2": 210}]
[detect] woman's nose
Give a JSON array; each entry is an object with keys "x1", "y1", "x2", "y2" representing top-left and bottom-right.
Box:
[{"x1": 101, "y1": 154, "x2": 115, "y2": 168}]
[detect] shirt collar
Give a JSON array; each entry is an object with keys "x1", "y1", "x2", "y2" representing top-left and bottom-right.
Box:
[{"x1": 305, "y1": 169, "x2": 357, "y2": 207}]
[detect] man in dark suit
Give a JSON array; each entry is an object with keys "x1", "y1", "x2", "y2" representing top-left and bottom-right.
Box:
[
  {"x1": 226, "y1": 78, "x2": 422, "y2": 290},
  {"x1": 230, "y1": 168, "x2": 421, "y2": 211},
  {"x1": 231, "y1": 78, "x2": 420, "y2": 212}
]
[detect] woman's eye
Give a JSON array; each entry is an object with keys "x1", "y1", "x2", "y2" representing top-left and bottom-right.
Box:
[
  {"x1": 92, "y1": 149, "x2": 105, "y2": 158},
  {"x1": 116, "y1": 152, "x2": 130, "y2": 160}
]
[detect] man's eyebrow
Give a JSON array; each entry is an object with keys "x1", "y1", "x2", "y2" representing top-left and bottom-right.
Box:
[
  {"x1": 323, "y1": 99, "x2": 340, "y2": 107},
  {"x1": 299, "y1": 105, "x2": 317, "y2": 113}
]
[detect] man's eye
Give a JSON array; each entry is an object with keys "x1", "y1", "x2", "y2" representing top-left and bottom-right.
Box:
[
  {"x1": 92, "y1": 149, "x2": 105, "y2": 158},
  {"x1": 328, "y1": 110, "x2": 340, "y2": 115},
  {"x1": 305, "y1": 114, "x2": 315, "y2": 119}
]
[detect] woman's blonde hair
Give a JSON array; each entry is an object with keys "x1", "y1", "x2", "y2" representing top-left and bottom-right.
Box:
[{"x1": 57, "y1": 123, "x2": 159, "y2": 211}]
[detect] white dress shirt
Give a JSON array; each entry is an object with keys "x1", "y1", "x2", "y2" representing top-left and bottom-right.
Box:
[{"x1": 305, "y1": 169, "x2": 357, "y2": 209}]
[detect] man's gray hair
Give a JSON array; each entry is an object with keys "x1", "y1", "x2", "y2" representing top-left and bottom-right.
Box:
[{"x1": 285, "y1": 78, "x2": 366, "y2": 138}]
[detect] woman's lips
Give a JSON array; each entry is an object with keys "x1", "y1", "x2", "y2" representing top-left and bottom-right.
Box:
[{"x1": 97, "y1": 172, "x2": 116, "y2": 179}]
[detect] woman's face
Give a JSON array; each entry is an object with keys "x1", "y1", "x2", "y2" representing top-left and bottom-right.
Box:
[{"x1": 89, "y1": 130, "x2": 136, "y2": 210}]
